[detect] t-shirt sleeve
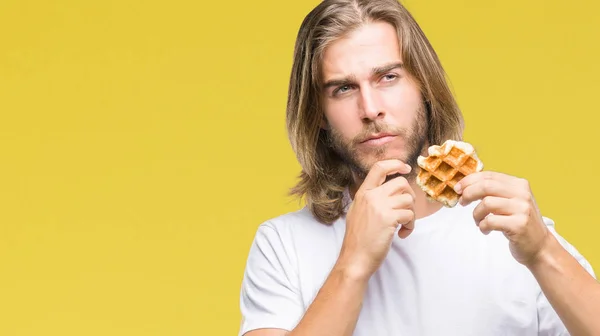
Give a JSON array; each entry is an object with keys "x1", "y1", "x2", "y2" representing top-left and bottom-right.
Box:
[
  {"x1": 239, "y1": 223, "x2": 304, "y2": 336},
  {"x1": 536, "y1": 217, "x2": 596, "y2": 335}
]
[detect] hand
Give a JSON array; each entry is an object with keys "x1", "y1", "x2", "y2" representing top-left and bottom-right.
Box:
[
  {"x1": 454, "y1": 171, "x2": 551, "y2": 266},
  {"x1": 338, "y1": 160, "x2": 415, "y2": 279}
]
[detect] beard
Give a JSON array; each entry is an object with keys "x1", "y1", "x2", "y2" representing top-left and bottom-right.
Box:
[{"x1": 327, "y1": 104, "x2": 428, "y2": 182}]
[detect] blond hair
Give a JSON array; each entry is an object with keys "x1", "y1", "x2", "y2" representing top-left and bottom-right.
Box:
[{"x1": 286, "y1": 0, "x2": 464, "y2": 224}]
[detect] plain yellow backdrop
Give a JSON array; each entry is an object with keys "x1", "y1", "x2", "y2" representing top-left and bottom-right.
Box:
[{"x1": 0, "y1": 0, "x2": 598, "y2": 335}]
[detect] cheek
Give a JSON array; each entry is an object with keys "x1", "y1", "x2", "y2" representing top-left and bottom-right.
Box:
[
  {"x1": 324, "y1": 101, "x2": 361, "y2": 137},
  {"x1": 381, "y1": 85, "x2": 422, "y2": 124}
]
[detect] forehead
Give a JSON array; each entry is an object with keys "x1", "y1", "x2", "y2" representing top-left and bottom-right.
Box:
[{"x1": 321, "y1": 21, "x2": 402, "y2": 80}]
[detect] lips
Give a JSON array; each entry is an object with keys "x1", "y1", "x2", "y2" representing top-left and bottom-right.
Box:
[
  {"x1": 361, "y1": 133, "x2": 396, "y2": 143},
  {"x1": 360, "y1": 133, "x2": 398, "y2": 146}
]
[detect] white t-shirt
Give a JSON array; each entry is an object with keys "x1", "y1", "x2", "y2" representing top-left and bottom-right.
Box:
[{"x1": 238, "y1": 200, "x2": 595, "y2": 336}]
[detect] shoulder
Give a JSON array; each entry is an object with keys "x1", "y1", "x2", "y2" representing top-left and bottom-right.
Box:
[
  {"x1": 263, "y1": 206, "x2": 321, "y2": 230},
  {"x1": 258, "y1": 206, "x2": 341, "y2": 243},
  {"x1": 249, "y1": 207, "x2": 344, "y2": 271},
  {"x1": 543, "y1": 217, "x2": 596, "y2": 278},
  {"x1": 242, "y1": 209, "x2": 319, "y2": 284}
]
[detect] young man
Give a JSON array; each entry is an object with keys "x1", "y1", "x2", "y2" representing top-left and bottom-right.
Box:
[{"x1": 239, "y1": 1, "x2": 596, "y2": 335}]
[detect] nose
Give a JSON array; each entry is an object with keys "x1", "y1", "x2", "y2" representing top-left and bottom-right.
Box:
[{"x1": 358, "y1": 85, "x2": 384, "y2": 121}]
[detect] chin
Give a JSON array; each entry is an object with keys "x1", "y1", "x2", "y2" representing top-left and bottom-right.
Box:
[
  {"x1": 362, "y1": 151, "x2": 407, "y2": 168},
  {"x1": 379, "y1": 149, "x2": 407, "y2": 163}
]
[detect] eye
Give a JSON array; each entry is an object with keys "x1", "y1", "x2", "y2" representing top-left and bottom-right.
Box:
[
  {"x1": 333, "y1": 85, "x2": 353, "y2": 96},
  {"x1": 382, "y1": 73, "x2": 398, "y2": 81}
]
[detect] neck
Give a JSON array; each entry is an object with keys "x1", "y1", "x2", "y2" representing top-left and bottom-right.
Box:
[{"x1": 348, "y1": 173, "x2": 443, "y2": 220}]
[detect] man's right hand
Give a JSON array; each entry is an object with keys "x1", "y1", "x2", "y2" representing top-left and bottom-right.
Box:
[
  {"x1": 337, "y1": 159, "x2": 416, "y2": 280},
  {"x1": 244, "y1": 160, "x2": 417, "y2": 336}
]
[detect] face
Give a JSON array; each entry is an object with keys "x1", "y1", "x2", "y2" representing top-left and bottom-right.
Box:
[{"x1": 321, "y1": 21, "x2": 427, "y2": 180}]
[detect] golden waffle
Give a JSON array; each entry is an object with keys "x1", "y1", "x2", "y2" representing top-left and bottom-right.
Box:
[{"x1": 416, "y1": 140, "x2": 483, "y2": 207}]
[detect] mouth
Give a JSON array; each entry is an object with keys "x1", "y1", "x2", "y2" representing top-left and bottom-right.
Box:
[{"x1": 361, "y1": 133, "x2": 397, "y2": 146}]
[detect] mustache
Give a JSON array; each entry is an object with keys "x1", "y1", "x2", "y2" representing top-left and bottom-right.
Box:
[{"x1": 352, "y1": 122, "x2": 407, "y2": 144}]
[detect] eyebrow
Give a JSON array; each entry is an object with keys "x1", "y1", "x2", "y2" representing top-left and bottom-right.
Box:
[{"x1": 322, "y1": 62, "x2": 404, "y2": 90}]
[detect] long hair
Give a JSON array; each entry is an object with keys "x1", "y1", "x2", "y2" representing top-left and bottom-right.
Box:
[{"x1": 286, "y1": 0, "x2": 464, "y2": 224}]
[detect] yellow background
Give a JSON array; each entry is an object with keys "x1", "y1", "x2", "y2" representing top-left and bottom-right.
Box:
[{"x1": 0, "y1": 0, "x2": 598, "y2": 335}]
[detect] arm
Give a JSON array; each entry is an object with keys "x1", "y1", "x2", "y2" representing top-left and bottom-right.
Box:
[
  {"x1": 245, "y1": 259, "x2": 368, "y2": 336},
  {"x1": 527, "y1": 232, "x2": 600, "y2": 336},
  {"x1": 242, "y1": 160, "x2": 415, "y2": 336},
  {"x1": 455, "y1": 171, "x2": 599, "y2": 336}
]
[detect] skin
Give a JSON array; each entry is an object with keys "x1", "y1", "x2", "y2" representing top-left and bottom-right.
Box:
[{"x1": 244, "y1": 21, "x2": 598, "y2": 336}]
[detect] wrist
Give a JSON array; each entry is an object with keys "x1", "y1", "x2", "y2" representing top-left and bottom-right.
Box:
[
  {"x1": 334, "y1": 253, "x2": 373, "y2": 283},
  {"x1": 526, "y1": 230, "x2": 560, "y2": 271}
]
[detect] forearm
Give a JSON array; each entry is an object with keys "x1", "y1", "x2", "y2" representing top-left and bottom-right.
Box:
[
  {"x1": 528, "y1": 233, "x2": 600, "y2": 336},
  {"x1": 290, "y1": 259, "x2": 369, "y2": 336}
]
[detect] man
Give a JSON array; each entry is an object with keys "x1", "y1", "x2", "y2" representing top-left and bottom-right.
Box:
[{"x1": 238, "y1": 0, "x2": 596, "y2": 335}]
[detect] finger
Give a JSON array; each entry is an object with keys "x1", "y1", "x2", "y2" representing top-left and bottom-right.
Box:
[
  {"x1": 361, "y1": 160, "x2": 412, "y2": 190},
  {"x1": 478, "y1": 214, "x2": 518, "y2": 235},
  {"x1": 454, "y1": 171, "x2": 521, "y2": 195},
  {"x1": 395, "y1": 209, "x2": 415, "y2": 239},
  {"x1": 380, "y1": 175, "x2": 416, "y2": 199},
  {"x1": 459, "y1": 179, "x2": 526, "y2": 207},
  {"x1": 472, "y1": 196, "x2": 522, "y2": 225},
  {"x1": 389, "y1": 193, "x2": 415, "y2": 210},
  {"x1": 398, "y1": 224, "x2": 414, "y2": 239}
]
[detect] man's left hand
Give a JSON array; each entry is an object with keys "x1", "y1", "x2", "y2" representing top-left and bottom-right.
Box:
[{"x1": 454, "y1": 171, "x2": 551, "y2": 266}]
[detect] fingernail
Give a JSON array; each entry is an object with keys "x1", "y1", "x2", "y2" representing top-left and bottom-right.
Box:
[
  {"x1": 405, "y1": 163, "x2": 412, "y2": 171},
  {"x1": 454, "y1": 183, "x2": 462, "y2": 193}
]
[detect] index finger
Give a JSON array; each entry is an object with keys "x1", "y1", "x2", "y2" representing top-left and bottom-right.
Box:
[
  {"x1": 454, "y1": 171, "x2": 515, "y2": 194},
  {"x1": 361, "y1": 160, "x2": 412, "y2": 190}
]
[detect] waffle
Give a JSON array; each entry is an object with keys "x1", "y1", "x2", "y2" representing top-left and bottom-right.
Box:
[{"x1": 416, "y1": 140, "x2": 483, "y2": 207}]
